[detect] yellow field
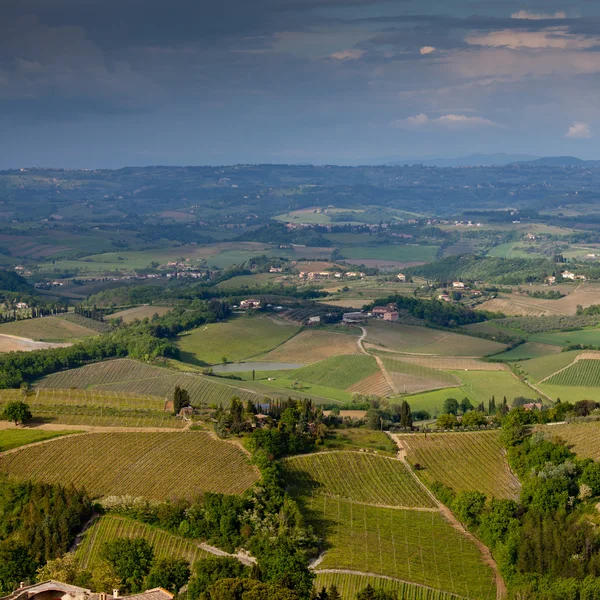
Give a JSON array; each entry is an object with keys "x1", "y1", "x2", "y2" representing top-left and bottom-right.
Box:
[
  {"x1": 0, "y1": 316, "x2": 98, "y2": 342},
  {"x1": 388, "y1": 355, "x2": 508, "y2": 371},
  {"x1": 259, "y1": 329, "x2": 360, "y2": 363}
]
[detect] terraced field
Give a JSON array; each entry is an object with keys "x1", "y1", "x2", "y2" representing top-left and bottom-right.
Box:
[
  {"x1": 537, "y1": 421, "x2": 600, "y2": 461},
  {"x1": 292, "y1": 355, "x2": 380, "y2": 390},
  {"x1": 284, "y1": 452, "x2": 436, "y2": 508},
  {"x1": 544, "y1": 358, "x2": 600, "y2": 386},
  {"x1": 365, "y1": 322, "x2": 505, "y2": 357},
  {"x1": 314, "y1": 572, "x2": 468, "y2": 600},
  {"x1": 0, "y1": 316, "x2": 100, "y2": 342},
  {"x1": 382, "y1": 358, "x2": 461, "y2": 395},
  {"x1": 176, "y1": 315, "x2": 299, "y2": 365},
  {"x1": 37, "y1": 359, "x2": 263, "y2": 408},
  {"x1": 259, "y1": 329, "x2": 361, "y2": 364},
  {"x1": 396, "y1": 431, "x2": 520, "y2": 500},
  {"x1": 309, "y1": 496, "x2": 495, "y2": 600},
  {"x1": 0, "y1": 388, "x2": 182, "y2": 428},
  {"x1": 76, "y1": 515, "x2": 214, "y2": 569},
  {"x1": 0, "y1": 432, "x2": 259, "y2": 500}
]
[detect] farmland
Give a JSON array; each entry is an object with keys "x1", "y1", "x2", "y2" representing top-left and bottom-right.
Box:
[
  {"x1": 259, "y1": 329, "x2": 361, "y2": 364},
  {"x1": 347, "y1": 371, "x2": 394, "y2": 397},
  {"x1": 110, "y1": 305, "x2": 172, "y2": 323},
  {"x1": 0, "y1": 431, "x2": 259, "y2": 500},
  {"x1": 309, "y1": 496, "x2": 495, "y2": 600},
  {"x1": 386, "y1": 355, "x2": 508, "y2": 371},
  {"x1": 396, "y1": 431, "x2": 521, "y2": 500},
  {"x1": 284, "y1": 451, "x2": 436, "y2": 508},
  {"x1": 75, "y1": 515, "x2": 215, "y2": 569},
  {"x1": 537, "y1": 422, "x2": 600, "y2": 461},
  {"x1": 0, "y1": 388, "x2": 182, "y2": 429},
  {"x1": 176, "y1": 315, "x2": 299, "y2": 365},
  {"x1": 0, "y1": 315, "x2": 100, "y2": 342},
  {"x1": 340, "y1": 245, "x2": 439, "y2": 263},
  {"x1": 544, "y1": 358, "x2": 600, "y2": 386},
  {"x1": 37, "y1": 358, "x2": 264, "y2": 408},
  {"x1": 382, "y1": 357, "x2": 461, "y2": 394},
  {"x1": 313, "y1": 572, "x2": 468, "y2": 600},
  {"x1": 454, "y1": 371, "x2": 536, "y2": 405},
  {"x1": 537, "y1": 384, "x2": 600, "y2": 404},
  {"x1": 493, "y1": 342, "x2": 560, "y2": 361},
  {"x1": 291, "y1": 355, "x2": 380, "y2": 390},
  {"x1": 365, "y1": 321, "x2": 506, "y2": 357},
  {"x1": 0, "y1": 429, "x2": 79, "y2": 452},
  {"x1": 517, "y1": 350, "x2": 583, "y2": 383},
  {"x1": 400, "y1": 388, "x2": 469, "y2": 416}
]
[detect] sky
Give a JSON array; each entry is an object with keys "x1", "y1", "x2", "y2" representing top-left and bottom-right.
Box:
[{"x1": 1, "y1": 0, "x2": 599, "y2": 167}]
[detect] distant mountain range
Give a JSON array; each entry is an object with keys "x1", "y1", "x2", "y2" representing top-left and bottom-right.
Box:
[{"x1": 386, "y1": 154, "x2": 600, "y2": 168}]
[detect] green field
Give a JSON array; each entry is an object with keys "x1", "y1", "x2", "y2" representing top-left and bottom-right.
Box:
[
  {"x1": 291, "y1": 355, "x2": 380, "y2": 390},
  {"x1": 0, "y1": 429, "x2": 79, "y2": 452},
  {"x1": 397, "y1": 431, "x2": 520, "y2": 500},
  {"x1": 314, "y1": 572, "x2": 468, "y2": 600},
  {"x1": 454, "y1": 370, "x2": 537, "y2": 404},
  {"x1": 537, "y1": 385, "x2": 600, "y2": 404},
  {"x1": 527, "y1": 328, "x2": 600, "y2": 347},
  {"x1": 341, "y1": 245, "x2": 439, "y2": 263},
  {"x1": 284, "y1": 452, "x2": 436, "y2": 508},
  {"x1": 76, "y1": 515, "x2": 214, "y2": 569},
  {"x1": 242, "y1": 376, "x2": 353, "y2": 402},
  {"x1": 37, "y1": 358, "x2": 264, "y2": 409},
  {"x1": 517, "y1": 350, "x2": 582, "y2": 383},
  {"x1": 0, "y1": 388, "x2": 184, "y2": 429},
  {"x1": 0, "y1": 432, "x2": 259, "y2": 500},
  {"x1": 401, "y1": 387, "x2": 469, "y2": 416},
  {"x1": 544, "y1": 359, "x2": 600, "y2": 386},
  {"x1": 493, "y1": 342, "x2": 561, "y2": 361},
  {"x1": 0, "y1": 316, "x2": 100, "y2": 342},
  {"x1": 382, "y1": 357, "x2": 461, "y2": 394},
  {"x1": 176, "y1": 315, "x2": 299, "y2": 365},
  {"x1": 215, "y1": 273, "x2": 280, "y2": 289},
  {"x1": 309, "y1": 496, "x2": 495, "y2": 600},
  {"x1": 365, "y1": 321, "x2": 506, "y2": 357}
]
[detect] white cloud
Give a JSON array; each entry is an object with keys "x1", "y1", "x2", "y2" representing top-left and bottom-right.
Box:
[
  {"x1": 392, "y1": 113, "x2": 498, "y2": 129},
  {"x1": 329, "y1": 49, "x2": 365, "y2": 60},
  {"x1": 566, "y1": 122, "x2": 592, "y2": 139},
  {"x1": 466, "y1": 28, "x2": 598, "y2": 50},
  {"x1": 511, "y1": 10, "x2": 567, "y2": 20},
  {"x1": 420, "y1": 46, "x2": 436, "y2": 55}
]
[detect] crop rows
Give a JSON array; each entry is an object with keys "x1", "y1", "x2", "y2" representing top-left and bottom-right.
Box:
[
  {"x1": 545, "y1": 359, "x2": 600, "y2": 386},
  {"x1": 0, "y1": 388, "x2": 183, "y2": 429},
  {"x1": 0, "y1": 431, "x2": 260, "y2": 501},
  {"x1": 37, "y1": 358, "x2": 264, "y2": 408},
  {"x1": 76, "y1": 515, "x2": 213, "y2": 569},
  {"x1": 314, "y1": 572, "x2": 468, "y2": 600},
  {"x1": 309, "y1": 495, "x2": 495, "y2": 600},
  {"x1": 382, "y1": 358, "x2": 461, "y2": 395},
  {"x1": 292, "y1": 355, "x2": 380, "y2": 390},
  {"x1": 284, "y1": 452, "x2": 435, "y2": 508},
  {"x1": 537, "y1": 422, "x2": 600, "y2": 461},
  {"x1": 386, "y1": 355, "x2": 507, "y2": 372},
  {"x1": 347, "y1": 371, "x2": 394, "y2": 397},
  {"x1": 398, "y1": 431, "x2": 520, "y2": 500}
]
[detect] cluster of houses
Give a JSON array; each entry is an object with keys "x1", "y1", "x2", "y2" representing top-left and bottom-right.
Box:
[
  {"x1": 371, "y1": 304, "x2": 399, "y2": 322},
  {"x1": 298, "y1": 271, "x2": 365, "y2": 280},
  {"x1": 1, "y1": 581, "x2": 174, "y2": 600},
  {"x1": 560, "y1": 271, "x2": 587, "y2": 281}
]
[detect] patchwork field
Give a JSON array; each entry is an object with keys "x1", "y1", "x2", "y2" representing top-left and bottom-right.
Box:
[
  {"x1": 284, "y1": 452, "x2": 436, "y2": 508},
  {"x1": 76, "y1": 515, "x2": 215, "y2": 569},
  {"x1": 176, "y1": 315, "x2": 299, "y2": 365},
  {"x1": 0, "y1": 387, "x2": 183, "y2": 428},
  {"x1": 37, "y1": 358, "x2": 263, "y2": 408},
  {"x1": 401, "y1": 388, "x2": 469, "y2": 416},
  {"x1": 395, "y1": 432, "x2": 520, "y2": 500},
  {"x1": 0, "y1": 431, "x2": 259, "y2": 500},
  {"x1": 386, "y1": 355, "x2": 508, "y2": 371},
  {"x1": 347, "y1": 371, "x2": 394, "y2": 397},
  {"x1": 309, "y1": 496, "x2": 495, "y2": 600},
  {"x1": 538, "y1": 421, "x2": 600, "y2": 461},
  {"x1": 259, "y1": 329, "x2": 361, "y2": 364},
  {"x1": 313, "y1": 572, "x2": 467, "y2": 600},
  {"x1": 544, "y1": 357, "x2": 600, "y2": 386},
  {"x1": 110, "y1": 305, "x2": 172, "y2": 323},
  {"x1": 292, "y1": 355, "x2": 380, "y2": 390},
  {"x1": 0, "y1": 334, "x2": 71, "y2": 353},
  {"x1": 493, "y1": 342, "x2": 561, "y2": 361},
  {"x1": 517, "y1": 350, "x2": 583, "y2": 383},
  {"x1": 0, "y1": 429, "x2": 79, "y2": 452},
  {"x1": 0, "y1": 316, "x2": 100, "y2": 342},
  {"x1": 365, "y1": 322, "x2": 506, "y2": 357},
  {"x1": 341, "y1": 245, "x2": 440, "y2": 263}
]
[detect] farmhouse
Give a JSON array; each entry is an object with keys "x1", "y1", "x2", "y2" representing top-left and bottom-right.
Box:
[
  {"x1": 16, "y1": 302, "x2": 28, "y2": 309},
  {"x1": 546, "y1": 276, "x2": 556, "y2": 285},
  {"x1": 269, "y1": 266, "x2": 283, "y2": 273},
  {"x1": 0, "y1": 582, "x2": 174, "y2": 600},
  {"x1": 383, "y1": 311, "x2": 399, "y2": 322},
  {"x1": 240, "y1": 299, "x2": 261, "y2": 309},
  {"x1": 452, "y1": 281, "x2": 465, "y2": 289},
  {"x1": 397, "y1": 273, "x2": 406, "y2": 282},
  {"x1": 372, "y1": 306, "x2": 389, "y2": 317},
  {"x1": 343, "y1": 311, "x2": 367, "y2": 323},
  {"x1": 561, "y1": 271, "x2": 575, "y2": 280},
  {"x1": 306, "y1": 315, "x2": 321, "y2": 325}
]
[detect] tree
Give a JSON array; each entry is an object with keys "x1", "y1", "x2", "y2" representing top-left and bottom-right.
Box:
[
  {"x1": 436, "y1": 413, "x2": 458, "y2": 430},
  {"x1": 443, "y1": 398, "x2": 459, "y2": 415},
  {"x1": 453, "y1": 491, "x2": 487, "y2": 527},
  {"x1": 459, "y1": 398, "x2": 474, "y2": 414},
  {"x1": 356, "y1": 585, "x2": 397, "y2": 600},
  {"x1": 2, "y1": 400, "x2": 32, "y2": 425},
  {"x1": 188, "y1": 557, "x2": 248, "y2": 600},
  {"x1": 328, "y1": 586, "x2": 341, "y2": 600},
  {"x1": 366, "y1": 408, "x2": 382, "y2": 430},
  {"x1": 36, "y1": 553, "x2": 81, "y2": 584},
  {"x1": 462, "y1": 410, "x2": 487, "y2": 428},
  {"x1": 399, "y1": 401, "x2": 412, "y2": 429},
  {"x1": 488, "y1": 396, "x2": 496, "y2": 415},
  {"x1": 144, "y1": 558, "x2": 190, "y2": 593},
  {"x1": 173, "y1": 386, "x2": 190, "y2": 415},
  {"x1": 99, "y1": 538, "x2": 154, "y2": 593}
]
